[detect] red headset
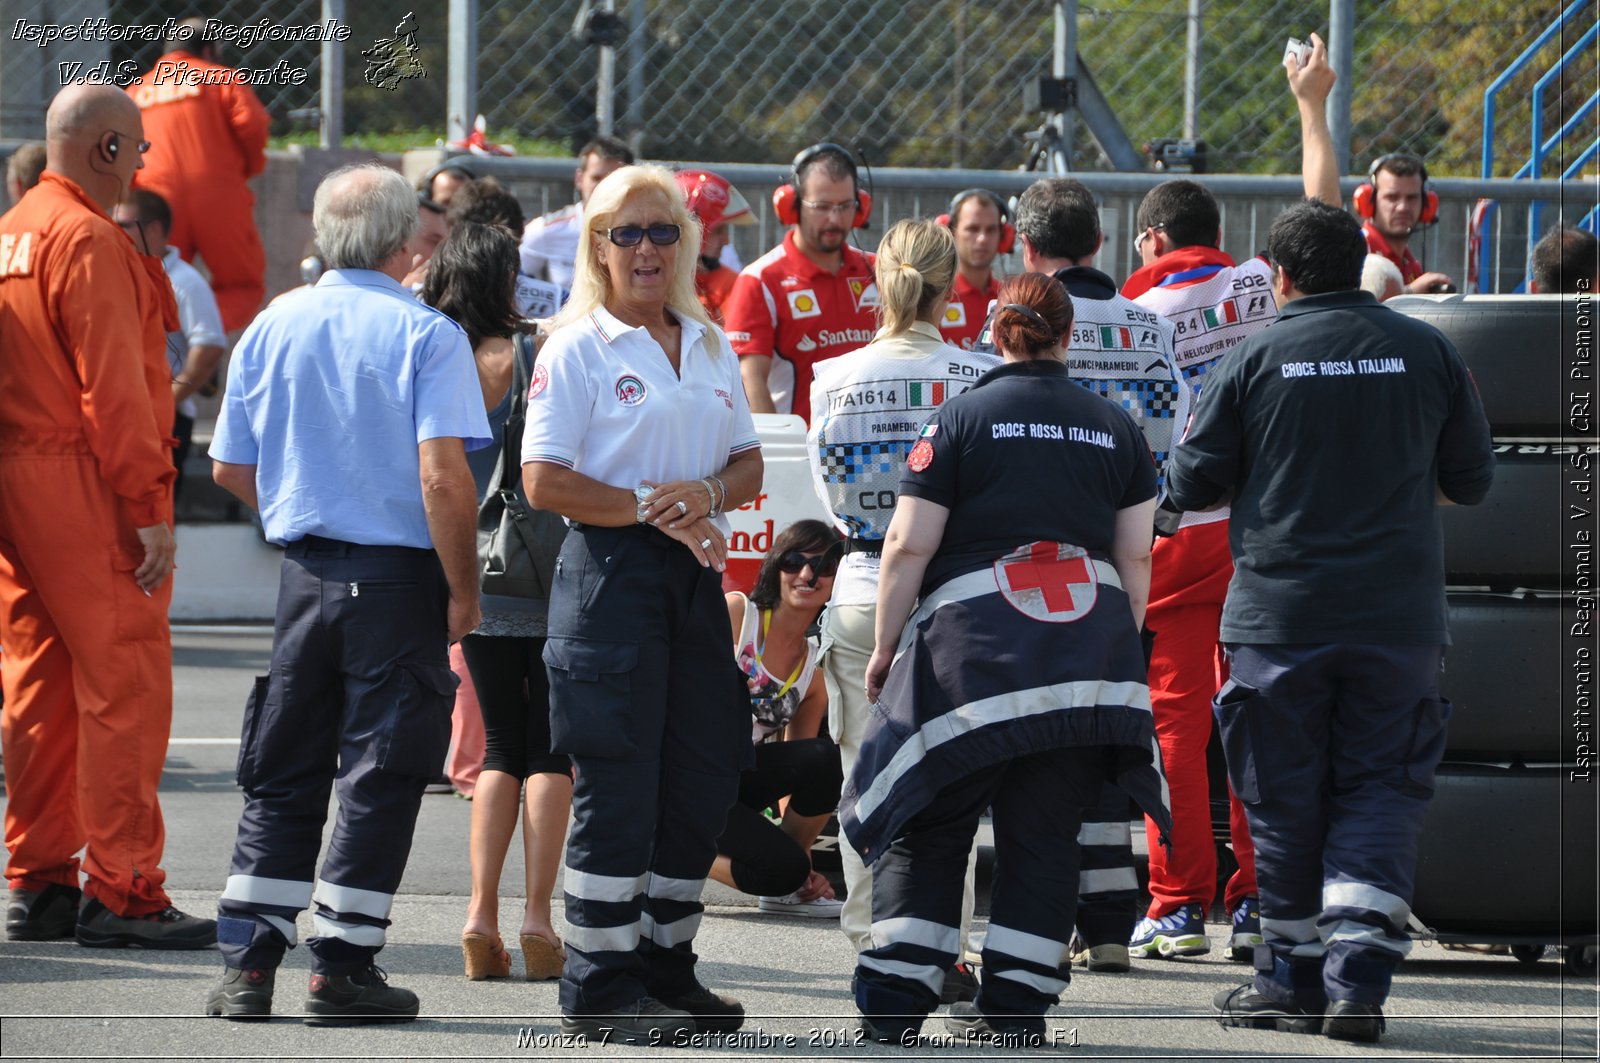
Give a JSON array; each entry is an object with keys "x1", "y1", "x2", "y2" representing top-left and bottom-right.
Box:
[
  {"x1": 1353, "y1": 154, "x2": 1438, "y2": 227},
  {"x1": 772, "y1": 143, "x2": 871, "y2": 229},
  {"x1": 936, "y1": 188, "x2": 1016, "y2": 254}
]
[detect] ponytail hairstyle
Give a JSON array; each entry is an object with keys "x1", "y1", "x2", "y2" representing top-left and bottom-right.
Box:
[
  {"x1": 874, "y1": 218, "x2": 957, "y2": 336},
  {"x1": 990, "y1": 272, "x2": 1073, "y2": 360}
]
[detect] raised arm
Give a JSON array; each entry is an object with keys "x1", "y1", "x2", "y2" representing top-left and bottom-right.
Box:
[{"x1": 1289, "y1": 32, "x2": 1341, "y2": 208}]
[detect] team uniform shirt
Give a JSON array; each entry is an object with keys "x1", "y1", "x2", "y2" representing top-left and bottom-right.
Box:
[
  {"x1": 211, "y1": 268, "x2": 491, "y2": 547},
  {"x1": 1168, "y1": 290, "x2": 1494, "y2": 645},
  {"x1": 937, "y1": 273, "x2": 999, "y2": 350},
  {"x1": 520, "y1": 202, "x2": 582, "y2": 290},
  {"x1": 1053, "y1": 266, "x2": 1187, "y2": 502},
  {"x1": 1122, "y1": 245, "x2": 1277, "y2": 529},
  {"x1": 807, "y1": 322, "x2": 999, "y2": 605},
  {"x1": 723, "y1": 231, "x2": 878, "y2": 422},
  {"x1": 0, "y1": 172, "x2": 178, "y2": 526},
  {"x1": 161, "y1": 246, "x2": 226, "y2": 420},
  {"x1": 520, "y1": 305, "x2": 760, "y2": 537},
  {"x1": 902, "y1": 359, "x2": 1157, "y2": 594},
  {"x1": 1362, "y1": 221, "x2": 1424, "y2": 286}
]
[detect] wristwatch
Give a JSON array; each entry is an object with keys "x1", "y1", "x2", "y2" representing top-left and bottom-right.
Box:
[{"x1": 634, "y1": 483, "x2": 653, "y2": 524}]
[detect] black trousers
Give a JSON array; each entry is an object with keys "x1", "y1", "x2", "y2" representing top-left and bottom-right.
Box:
[
  {"x1": 215, "y1": 536, "x2": 454, "y2": 975},
  {"x1": 1219, "y1": 642, "x2": 1447, "y2": 1009},
  {"x1": 855, "y1": 746, "x2": 1114, "y2": 1038},
  {"x1": 546, "y1": 525, "x2": 748, "y2": 1016},
  {"x1": 716, "y1": 737, "x2": 843, "y2": 897}
]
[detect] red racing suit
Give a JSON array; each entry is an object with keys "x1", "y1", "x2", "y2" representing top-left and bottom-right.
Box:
[
  {"x1": 1123, "y1": 244, "x2": 1277, "y2": 918},
  {"x1": 0, "y1": 172, "x2": 180, "y2": 916},
  {"x1": 130, "y1": 50, "x2": 270, "y2": 332}
]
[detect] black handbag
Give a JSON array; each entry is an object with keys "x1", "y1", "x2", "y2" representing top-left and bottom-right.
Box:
[{"x1": 477, "y1": 333, "x2": 565, "y2": 599}]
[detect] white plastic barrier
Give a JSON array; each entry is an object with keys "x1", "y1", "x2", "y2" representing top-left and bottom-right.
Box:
[{"x1": 723, "y1": 413, "x2": 833, "y2": 592}]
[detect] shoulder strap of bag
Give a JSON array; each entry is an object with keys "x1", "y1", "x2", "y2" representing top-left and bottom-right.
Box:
[{"x1": 493, "y1": 333, "x2": 535, "y2": 493}]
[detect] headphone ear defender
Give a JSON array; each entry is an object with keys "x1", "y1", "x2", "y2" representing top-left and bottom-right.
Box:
[
  {"x1": 1352, "y1": 182, "x2": 1375, "y2": 219},
  {"x1": 772, "y1": 184, "x2": 800, "y2": 227},
  {"x1": 852, "y1": 191, "x2": 871, "y2": 230},
  {"x1": 1418, "y1": 188, "x2": 1439, "y2": 227}
]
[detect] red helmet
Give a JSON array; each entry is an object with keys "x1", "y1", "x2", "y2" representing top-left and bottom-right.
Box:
[{"x1": 675, "y1": 169, "x2": 755, "y2": 231}]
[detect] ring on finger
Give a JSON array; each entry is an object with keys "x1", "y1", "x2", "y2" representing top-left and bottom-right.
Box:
[
  {"x1": 699, "y1": 537, "x2": 713, "y2": 549},
  {"x1": 675, "y1": 500, "x2": 688, "y2": 516}
]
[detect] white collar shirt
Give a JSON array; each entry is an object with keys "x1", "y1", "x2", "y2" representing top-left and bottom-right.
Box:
[{"x1": 521, "y1": 304, "x2": 760, "y2": 534}]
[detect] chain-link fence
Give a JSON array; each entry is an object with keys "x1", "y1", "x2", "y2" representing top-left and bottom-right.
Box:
[{"x1": 476, "y1": 0, "x2": 1587, "y2": 176}]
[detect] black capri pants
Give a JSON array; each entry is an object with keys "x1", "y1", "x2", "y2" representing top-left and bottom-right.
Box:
[
  {"x1": 459, "y1": 633, "x2": 567, "y2": 779},
  {"x1": 717, "y1": 736, "x2": 844, "y2": 897}
]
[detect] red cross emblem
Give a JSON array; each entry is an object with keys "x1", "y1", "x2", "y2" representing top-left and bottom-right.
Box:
[{"x1": 994, "y1": 541, "x2": 1098, "y2": 622}]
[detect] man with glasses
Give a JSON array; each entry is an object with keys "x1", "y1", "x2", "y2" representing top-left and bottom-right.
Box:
[
  {"x1": 1, "y1": 83, "x2": 215, "y2": 949},
  {"x1": 128, "y1": 17, "x2": 270, "y2": 334},
  {"x1": 113, "y1": 189, "x2": 227, "y2": 505},
  {"x1": 725, "y1": 143, "x2": 879, "y2": 422}
]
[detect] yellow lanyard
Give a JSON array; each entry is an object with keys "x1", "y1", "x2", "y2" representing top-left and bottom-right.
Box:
[{"x1": 755, "y1": 609, "x2": 804, "y2": 698}]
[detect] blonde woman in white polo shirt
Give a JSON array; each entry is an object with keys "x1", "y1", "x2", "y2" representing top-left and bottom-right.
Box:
[{"x1": 521, "y1": 164, "x2": 764, "y2": 1045}]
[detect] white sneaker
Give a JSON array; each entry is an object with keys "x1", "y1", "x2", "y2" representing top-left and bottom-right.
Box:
[{"x1": 757, "y1": 891, "x2": 843, "y2": 918}]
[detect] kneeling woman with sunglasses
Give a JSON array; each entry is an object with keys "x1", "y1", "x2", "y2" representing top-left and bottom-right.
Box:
[
  {"x1": 710, "y1": 521, "x2": 846, "y2": 916},
  {"x1": 522, "y1": 164, "x2": 764, "y2": 1044}
]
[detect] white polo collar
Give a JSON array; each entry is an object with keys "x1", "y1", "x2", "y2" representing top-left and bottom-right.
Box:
[{"x1": 589, "y1": 303, "x2": 708, "y2": 351}]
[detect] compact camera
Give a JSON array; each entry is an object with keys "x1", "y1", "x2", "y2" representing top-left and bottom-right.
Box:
[{"x1": 1284, "y1": 37, "x2": 1313, "y2": 68}]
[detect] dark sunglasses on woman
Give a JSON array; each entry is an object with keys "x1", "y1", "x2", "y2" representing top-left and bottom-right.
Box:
[
  {"x1": 778, "y1": 542, "x2": 844, "y2": 579},
  {"x1": 604, "y1": 224, "x2": 681, "y2": 247}
]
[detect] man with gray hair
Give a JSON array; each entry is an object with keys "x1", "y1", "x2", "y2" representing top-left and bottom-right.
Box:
[{"x1": 206, "y1": 164, "x2": 490, "y2": 1024}]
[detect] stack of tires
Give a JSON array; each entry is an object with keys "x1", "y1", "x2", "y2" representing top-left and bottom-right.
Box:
[{"x1": 1389, "y1": 294, "x2": 1596, "y2": 975}]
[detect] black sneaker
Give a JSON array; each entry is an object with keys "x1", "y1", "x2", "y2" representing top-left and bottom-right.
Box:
[
  {"x1": 560, "y1": 996, "x2": 695, "y2": 1044},
  {"x1": 939, "y1": 962, "x2": 979, "y2": 1004},
  {"x1": 1323, "y1": 1000, "x2": 1385, "y2": 1043},
  {"x1": 205, "y1": 966, "x2": 275, "y2": 1021},
  {"x1": 943, "y1": 1001, "x2": 1044, "y2": 1047},
  {"x1": 75, "y1": 899, "x2": 217, "y2": 950},
  {"x1": 303, "y1": 964, "x2": 418, "y2": 1026},
  {"x1": 1212, "y1": 981, "x2": 1320, "y2": 1034},
  {"x1": 656, "y1": 983, "x2": 744, "y2": 1033},
  {"x1": 6, "y1": 884, "x2": 80, "y2": 941}
]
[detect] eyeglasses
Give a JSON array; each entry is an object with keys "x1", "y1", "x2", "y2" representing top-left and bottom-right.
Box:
[
  {"x1": 604, "y1": 224, "x2": 681, "y2": 247},
  {"x1": 1133, "y1": 223, "x2": 1166, "y2": 254},
  {"x1": 800, "y1": 200, "x2": 857, "y2": 217},
  {"x1": 108, "y1": 130, "x2": 151, "y2": 155},
  {"x1": 777, "y1": 543, "x2": 843, "y2": 578}
]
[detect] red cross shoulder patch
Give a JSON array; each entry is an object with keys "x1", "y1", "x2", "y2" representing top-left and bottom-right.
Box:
[{"x1": 994, "y1": 540, "x2": 1098, "y2": 623}]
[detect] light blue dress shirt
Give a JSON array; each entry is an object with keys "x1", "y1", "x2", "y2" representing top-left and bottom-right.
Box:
[{"x1": 210, "y1": 268, "x2": 492, "y2": 547}]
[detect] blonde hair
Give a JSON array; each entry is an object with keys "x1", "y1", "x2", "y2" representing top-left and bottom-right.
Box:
[
  {"x1": 874, "y1": 218, "x2": 957, "y2": 336},
  {"x1": 553, "y1": 164, "x2": 711, "y2": 334}
]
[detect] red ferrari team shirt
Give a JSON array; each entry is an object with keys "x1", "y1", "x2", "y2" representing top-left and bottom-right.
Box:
[
  {"x1": 937, "y1": 272, "x2": 999, "y2": 351},
  {"x1": 723, "y1": 231, "x2": 878, "y2": 424}
]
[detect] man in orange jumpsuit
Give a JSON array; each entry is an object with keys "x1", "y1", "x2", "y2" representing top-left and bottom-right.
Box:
[
  {"x1": 0, "y1": 82, "x2": 215, "y2": 949},
  {"x1": 129, "y1": 19, "x2": 270, "y2": 332}
]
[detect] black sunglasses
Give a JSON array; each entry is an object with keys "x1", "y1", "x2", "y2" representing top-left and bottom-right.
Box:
[
  {"x1": 778, "y1": 543, "x2": 843, "y2": 578},
  {"x1": 604, "y1": 224, "x2": 681, "y2": 247}
]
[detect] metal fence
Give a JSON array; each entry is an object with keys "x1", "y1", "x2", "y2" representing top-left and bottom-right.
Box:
[
  {"x1": 473, "y1": 0, "x2": 1587, "y2": 176},
  {"x1": 455, "y1": 154, "x2": 1579, "y2": 293}
]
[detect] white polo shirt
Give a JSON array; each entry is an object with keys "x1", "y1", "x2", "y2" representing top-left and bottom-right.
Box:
[{"x1": 521, "y1": 304, "x2": 760, "y2": 535}]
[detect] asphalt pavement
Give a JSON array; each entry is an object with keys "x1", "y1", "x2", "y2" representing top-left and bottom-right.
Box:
[{"x1": 0, "y1": 627, "x2": 1594, "y2": 1061}]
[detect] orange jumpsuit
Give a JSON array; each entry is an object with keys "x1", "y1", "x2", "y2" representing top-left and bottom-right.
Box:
[
  {"x1": 695, "y1": 263, "x2": 739, "y2": 326},
  {"x1": 129, "y1": 50, "x2": 269, "y2": 332},
  {"x1": 0, "y1": 172, "x2": 180, "y2": 917}
]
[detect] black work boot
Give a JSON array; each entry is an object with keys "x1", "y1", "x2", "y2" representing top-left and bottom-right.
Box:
[
  {"x1": 1323, "y1": 1000, "x2": 1386, "y2": 1043},
  {"x1": 656, "y1": 982, "x2": 743, "y2": 1034},
  {"x1": 6, "y1": 884, "x2": 81, "y2": 941},
  {"x1": 1213, "y1": 981, "x2": 1321, "y2": 1034},
  {"x1": 75, "y1": 898, "x2": 217, "y2": 949},
  {"x1": 205, "y1": 966, "x2": 275, "y2": 1020},
  {"x1": 303, "y1": 964, "x2": 419, "y2": 1026},
  {"x1": 560, "y1": 996, "x2": 696, "y2": 1044}
]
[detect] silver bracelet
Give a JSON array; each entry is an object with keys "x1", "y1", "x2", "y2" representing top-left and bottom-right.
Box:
[
  {"x1": 699, "y1": 477, "x2": 718, "y2": 518},
  {"x1": 710, "y1": 474, "x2": 729, "y2": 517}
]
